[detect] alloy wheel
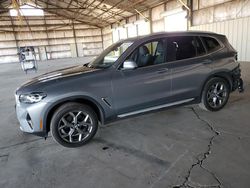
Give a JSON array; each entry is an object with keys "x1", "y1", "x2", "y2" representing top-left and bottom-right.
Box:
[
  {"x1": 206, "y1": 82, "x2": 228, "y2": 108},
  {"x1": 57, "y1": 111, "x2": 93, "y2": 143}
]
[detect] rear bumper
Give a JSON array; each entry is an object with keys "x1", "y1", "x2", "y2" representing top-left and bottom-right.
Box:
[{"x1": 231, "y1": 65, "x2": 244, "y2": 92}]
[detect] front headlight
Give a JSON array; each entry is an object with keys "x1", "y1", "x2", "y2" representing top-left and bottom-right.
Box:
[{"x1": 19, "y1": 92, "x2": 47, "y2": 104}]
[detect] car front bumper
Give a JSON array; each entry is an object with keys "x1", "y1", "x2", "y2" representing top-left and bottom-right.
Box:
[{"x1": 15, "y1": 95, "x2": 48, "y2": 137}]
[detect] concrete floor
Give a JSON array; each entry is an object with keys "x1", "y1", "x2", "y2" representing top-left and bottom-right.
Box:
[{"x1": 0, "y1": 57, "x2": 249, "y2": 188}]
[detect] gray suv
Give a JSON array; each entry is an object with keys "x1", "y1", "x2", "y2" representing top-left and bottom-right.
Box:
[{"x1": 15, "y1": 31, "x2": 243, "y2": 147}]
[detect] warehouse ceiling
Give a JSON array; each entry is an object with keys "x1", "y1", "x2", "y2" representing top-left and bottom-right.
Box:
[{"x1": 0, "y1": 0, "x2": 168, "y2": 27}]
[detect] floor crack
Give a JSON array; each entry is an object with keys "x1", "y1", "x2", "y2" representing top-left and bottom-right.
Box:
[
  {"x1": 173, "y1": 107, "x2": 222, "y2": 188},
  {"x1": 0, "y1": 153, "x2": 9, "y2": 163},
  {"x1": 0, "y1": 154, "x2": 9, "y2": 158}
]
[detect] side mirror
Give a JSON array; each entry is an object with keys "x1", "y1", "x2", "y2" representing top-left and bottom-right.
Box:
[{"x1": 122, "y1": 60, "x2": 137, "y2": 70}]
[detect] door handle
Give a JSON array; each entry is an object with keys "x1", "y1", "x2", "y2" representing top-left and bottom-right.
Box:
[
  {"x1": 157, "y1": 68, "x2": 169, "y2": 74},
  {"x1": 203, "y1": 59, "x2": 212, "y2": 64}
]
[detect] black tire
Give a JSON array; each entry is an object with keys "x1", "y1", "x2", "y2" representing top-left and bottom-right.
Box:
[
  {"x1": 51, "y1": 102, "x2": 98, "y2": 147},
  {"x1": 199, "y1": 77, "x2": 230, "y2": 111}
]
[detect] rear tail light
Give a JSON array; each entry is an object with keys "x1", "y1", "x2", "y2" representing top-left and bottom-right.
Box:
[{"x1": 235, "y1": 53, "x2": 238, "y2": 61}]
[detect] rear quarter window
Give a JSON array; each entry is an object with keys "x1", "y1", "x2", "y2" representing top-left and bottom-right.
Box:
[{"x1": 201, "y1": 36, "x2": 221, "y2": 53}]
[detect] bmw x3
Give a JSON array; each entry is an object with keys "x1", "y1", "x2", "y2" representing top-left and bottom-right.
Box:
[{"x1": 15, "y1": 31, "x2": 244, "y2": 147}]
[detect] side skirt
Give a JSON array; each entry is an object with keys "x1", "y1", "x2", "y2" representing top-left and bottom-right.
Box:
[{"x1": 117, "y1": 98, "x2": 195, "y2": 118}]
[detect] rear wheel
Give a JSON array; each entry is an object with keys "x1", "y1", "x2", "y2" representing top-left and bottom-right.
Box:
[
  {"x1": 51, "y1": 102, "x2": 98, "y2": 147},
  {"x1": 199, "y1": 77, "x2": 230, "y2": 111}
]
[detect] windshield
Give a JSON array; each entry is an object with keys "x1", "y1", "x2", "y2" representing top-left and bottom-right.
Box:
[{"x1": 88, "y1": 41, "x2": 133, "y2": 69}]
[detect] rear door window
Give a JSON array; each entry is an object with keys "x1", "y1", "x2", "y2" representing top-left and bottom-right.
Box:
[
  {"x1": 196, "y1": 37, "x2": 206, "y2": 56},
  {"x1": 166, "y1": 36, "x2": 206, "y2": 62},
  {"x1": 201, "y1": 36, "x2": 221, "y2": 53}
]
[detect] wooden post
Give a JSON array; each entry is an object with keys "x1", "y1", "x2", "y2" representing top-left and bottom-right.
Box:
[
  {"x1": 72, "y1": 20, "x2": 79, "y2": 57},
  {"x1": 10, "y1": 16, "x2": 19, "y2": 51}
]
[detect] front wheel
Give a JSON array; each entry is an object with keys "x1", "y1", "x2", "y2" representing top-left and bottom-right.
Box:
[
  {"x1": 51, "y1": 102, "x2": 98, "y2": 147},
  {"x1": 199, "y1": 77, "x2": 230, "y2": 111}
]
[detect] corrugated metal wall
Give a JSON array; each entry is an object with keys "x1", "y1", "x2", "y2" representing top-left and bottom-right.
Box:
[
  {"x1": 190, "y1": 16, "x2": 250, "y2": 61},
  {"x1": 107, "y1": 0, "x2": 250, "y2": 61},
  {"x1": 0, "y1": 12, "x2": 103, "y2": 64},
  {"x1": 102, "y1": 26, "x2": 113, "y2": 49}
]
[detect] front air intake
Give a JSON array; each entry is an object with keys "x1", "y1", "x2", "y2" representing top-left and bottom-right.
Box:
[{"x1": 26, "y1": 113, "x2": 33, "y2": 130}]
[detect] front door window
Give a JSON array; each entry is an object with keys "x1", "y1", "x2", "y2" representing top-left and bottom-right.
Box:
[{"x1": 125, "y1": 39, "x2": 166, "y2": 68}]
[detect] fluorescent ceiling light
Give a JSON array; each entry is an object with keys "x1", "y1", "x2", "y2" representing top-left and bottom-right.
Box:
[{"x1": 10, "y1": 4, "x2": 44, "y2": 16}]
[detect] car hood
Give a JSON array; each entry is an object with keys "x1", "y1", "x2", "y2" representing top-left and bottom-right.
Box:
[{"x1": 21, "y1": 65, "x2": 98, "y2": 88}]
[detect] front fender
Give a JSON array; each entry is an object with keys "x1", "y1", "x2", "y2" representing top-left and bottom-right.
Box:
[{"x1": 42, "y1": 93, "x2": 106, "y2": 133}]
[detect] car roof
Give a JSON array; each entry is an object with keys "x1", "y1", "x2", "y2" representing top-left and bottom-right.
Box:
[{"x1": 121, "y1": 31, "x2": 224, "y2": 43}]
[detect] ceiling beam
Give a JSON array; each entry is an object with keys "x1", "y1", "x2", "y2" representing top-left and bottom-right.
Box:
[
  {"x1": 72, "y1": 0, "x2": 125, "y2": 25},
  {"x1": 92, "y1": 0, "x2": 124, "y2": 19},
  {"x1": 50, "y1": 0, "x2": 126, "y2": 21},
  {"x1": 84, "y1": 0, "x2": 104, "y2": 16},
  {"x1": 0, "y1": 7, "x2": 88, "y2": 10},
  {"x1": 66, "y1": 0, "x2": 74, "y2": 8},
  {"x1": 70, "y1": 0, "x2": 88, "y2": 21},
  {"x1": 0, "y1": 0, "x2": 154, "y2": 28},
  {"x1": 99, "y1": 0, "x2": 134, "y2": 13},
  {"x1": 0, "y1": 29, "x2": 13, "y2": 32},
  {"x1": 33, "y1": 0, "x2": 106, "y2": 27},
  {"x1": 71, "y1": 0, "x2": 125, "y2": 18},
  {"x1": 73, "y1": 0, "x2": 97, "y2": 20},
  {"x1": 102, "y1": 0, "x2": 145, "y2": 21},
  {"x1": 0, "y1": 0, "x2": 10, "y2": 8},
  {"x1": 0, "y1": 23, "x2": 86, "y2": 28}
]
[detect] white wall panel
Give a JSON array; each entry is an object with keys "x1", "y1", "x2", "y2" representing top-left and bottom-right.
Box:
[
  {"x1": 0, "y1": 56, "x2": 19, "y2": 64},
  {"x1": 246, "y1": 18, "x2": 250, "y2": 61},
  {"x1": 137, "y1": 22, "x2": 150, "y2": 36},
  {"x1": 190, "y1": 16, "x2": 250, "y2": 61},
  {"x1": 127, "y1": 25, "x2": 137, "y2": 38},
  {"x1": 152, "y1": 19, "x2": 165, "y2": 33},
  {"x1": 152, "y1": 4, "x2": 164, "y2": 21},
  {"x1": 118, "y1": 27, "x2": 128, "y2": 39},
  {"x1": 0, "y1": 17, "x2": 103, "y2": 63}
]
